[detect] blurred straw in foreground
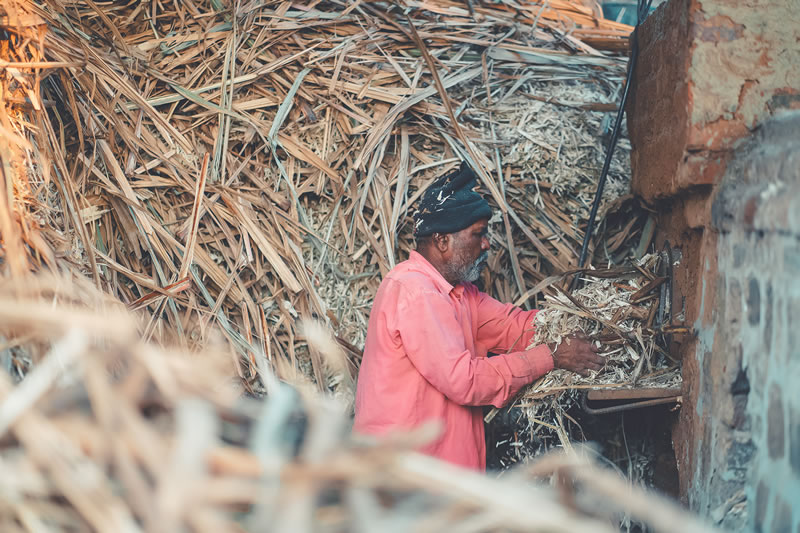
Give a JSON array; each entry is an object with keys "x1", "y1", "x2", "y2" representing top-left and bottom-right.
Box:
[{"x1": 0, "y1": 274, "x2": 714, "y2": 533}]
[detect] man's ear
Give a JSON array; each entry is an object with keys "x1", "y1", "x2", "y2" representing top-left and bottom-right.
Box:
[{"x1": 433, "y1": 232, "x2": 450, "y2": 253}]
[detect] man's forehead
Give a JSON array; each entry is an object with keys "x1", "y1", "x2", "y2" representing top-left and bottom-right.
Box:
[
  {"x1": 456, "y1": 218, "x2": 489, "y2": 235},
  {"x1": 467, "y1": 219, "x2": 489, "y2": 231},
  {"x1": 439, "y1": 218, "x2": 490, "y2": 237}
]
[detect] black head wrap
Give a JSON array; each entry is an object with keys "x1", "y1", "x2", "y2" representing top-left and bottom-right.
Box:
[{"x1": 413, "y1": 162, "x2": 493, "y2": 237}]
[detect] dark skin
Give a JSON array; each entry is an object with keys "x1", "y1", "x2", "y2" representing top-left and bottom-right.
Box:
[
  {"x1": 417, "y1": 219, "x2": 491, "y2": 286},
  {"x1": 417, "y1": 218, "x2": 604, "y2": 376}
]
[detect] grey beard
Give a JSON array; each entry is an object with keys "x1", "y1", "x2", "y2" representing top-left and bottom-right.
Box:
[{"x1": 460, "y1": 251, "x2": 489, "y2": 283}]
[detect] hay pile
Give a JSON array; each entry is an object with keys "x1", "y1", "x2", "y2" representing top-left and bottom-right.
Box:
[
  {"x1": 492, "y1": 252, "x2": 687, "y2": 462},
  {"x1": 529, "y1": 255, "x2": 682, "y2": 391},
  {"x1": 0, "y1": 275, "x2": 713, "y2": 533},
  {"x1": 0, "y1": 0, "x2": 644, "y2": 392}
]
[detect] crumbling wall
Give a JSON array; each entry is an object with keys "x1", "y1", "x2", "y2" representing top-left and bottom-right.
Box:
[
  {"x1": 699, "y1": 113, "x2": 800, "y2": 531},
  {"x1": 628, "y1": 0, "x2": 800, "y2": 200},
  {"x1": 627, "y1": 0, "x2": 800, "y2": 529}
]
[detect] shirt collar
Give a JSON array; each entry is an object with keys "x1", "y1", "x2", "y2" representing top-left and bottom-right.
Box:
[{"x1": 408, "y1": 250, "x2": 465, "y2": 297}]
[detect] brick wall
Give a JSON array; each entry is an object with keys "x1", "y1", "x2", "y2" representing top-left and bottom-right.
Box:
[{"x1": 627, "y1": 0, "x2": 800, "y2": 529}]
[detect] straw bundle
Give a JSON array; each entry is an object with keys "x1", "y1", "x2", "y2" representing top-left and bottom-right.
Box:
[
  {"x1": 529, "y1": 255, "x2": 682, "y2": 390},
  {"x1": 1, "y1": 0, "x2": 641, "y2": 392},
  {"x1": 0, "y1": 275, "x2": 713, "y2": 533},
  {"x1": 493, "y1": 252, "x2": 687, "y2": 461}
]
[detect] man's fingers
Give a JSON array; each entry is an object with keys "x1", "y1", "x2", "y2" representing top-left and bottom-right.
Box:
[
  {"x1": 579, "y1": 347, "x2": 604, "y2": 362},
  {"x1": 580, "y1": 361, "x2": 600, "y2": 372},
  {"x1": 576, "y1": 339, "x2": 600, "y2": 353},
  {"x1": 555, "y1": 341, "x2": 606, "y2": 374},
  {"x1": 573, "y1": 354, "x2": 605, "y2": 373}
]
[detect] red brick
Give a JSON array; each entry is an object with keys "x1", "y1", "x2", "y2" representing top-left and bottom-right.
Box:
[
  {"x1": 686, "y1": 117, "x2": 749, "y2": 152},
  {"x1": 676, "y1": 152, "x2": 730, "y2": 189},
  {"x1": 628, "y1": 0, "x2": 800, "y2": 201}
]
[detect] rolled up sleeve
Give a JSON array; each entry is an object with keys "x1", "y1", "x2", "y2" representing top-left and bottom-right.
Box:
[{"x1": 394, "y1": 284, "x2": 553, "y2": 408}]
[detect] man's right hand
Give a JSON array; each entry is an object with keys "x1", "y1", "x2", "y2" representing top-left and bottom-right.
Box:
[{"x1": 549, "y1": 334, "x2": 605, "y2": 376}]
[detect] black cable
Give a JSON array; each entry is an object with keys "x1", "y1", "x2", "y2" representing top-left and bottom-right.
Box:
[{"x1": 570, "y1": 0, "x2": 652, "y2": 293}]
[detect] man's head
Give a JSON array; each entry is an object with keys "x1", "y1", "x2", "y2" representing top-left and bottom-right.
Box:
[
  {"x1": 416, "y1": 219, "x2": 490, "y2": 284},
  {"x1": 413, "y1": 162, "x2": 493, "y2": 285}
]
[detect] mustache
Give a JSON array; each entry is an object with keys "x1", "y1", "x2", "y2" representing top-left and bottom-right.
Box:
[
  {"x1": 474, "y1": 251, "x2": 489, "y2": 266},
  {"x1": 460, "y1": 251, "x2": 490, "y2": 283}
]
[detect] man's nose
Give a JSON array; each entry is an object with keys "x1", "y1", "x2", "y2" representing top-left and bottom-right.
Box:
[{"x1": 481, "y1": 236, "x2": 490, "y2": 250}]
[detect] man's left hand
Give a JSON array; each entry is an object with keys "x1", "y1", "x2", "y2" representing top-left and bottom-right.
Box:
[{"x1": 549, "y1": 334, "x2": 605, "y2": 377}]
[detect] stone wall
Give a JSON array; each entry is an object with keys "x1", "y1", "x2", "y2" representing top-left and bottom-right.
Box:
[
  {"x1": 695, "y1": 113, "x2": 800, "y2": 531},
  {"x1": 626, "y1": 0, "x2": 800, "y2": 530}
]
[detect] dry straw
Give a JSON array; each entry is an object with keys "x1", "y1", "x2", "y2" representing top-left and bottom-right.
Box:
[
  {"x1": 481, "y1": 252, "x2": 686, "y2": 456},
  {"x1": 1, "y1": 0, "x2": 640, "y2": 394},
  {"x1": 1, "y1": 0, "x2": 692, "y2": 517},
  {"x1": 0, "y1": 275, "x2": 711, "y2": 533},
  {"x1": 519, "y1": 254, "x2": 685, "y2": 448}
]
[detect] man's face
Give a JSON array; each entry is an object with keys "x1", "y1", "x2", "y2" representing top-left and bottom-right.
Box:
[{"x1": 445, "y1": 219, "x2": 490, "y2": 283}]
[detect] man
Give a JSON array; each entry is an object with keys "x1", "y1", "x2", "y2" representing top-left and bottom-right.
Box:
[{"x1": 354, "y1": 162, "x2": 603, "y2": 470}]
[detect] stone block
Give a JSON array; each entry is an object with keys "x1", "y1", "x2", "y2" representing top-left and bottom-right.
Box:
[
  {"x1": 726, "y1": 434, "x2": 754, "y2": 474},
  {"x1": 754, "y1": 479, "x2": 769, "y2": 532},
  {"x1": 763, "y1": 283, "x2": 773, "y2": 353},
  {"x1": 786, "y1": 247, "x2": 800, "y2": 275},
  {"x1": 711, "y1": 114, "x2": 800, "y2": 235},
  {"x1": 733, "y1": 243, "x2": 747, "y2": 269},
  {"x1": 747, "y1": 278, "x2": 760, "y2": 326},
  {"x1": 790, "y1": 405, "x2": 800, "y2": 478},
  {"x1": 728, "y1": 278, "x2": 741, "y2": 327},
  {"x1": 767, "y1": 383, "x2": 785, "y2": 460},
  {"x1": 731, "y1": 388, "x2": 749, "y2": 432},
  {"x1": 628, "y1": 0, "x2": 800, "y2": 201},
  {"x1": 771, "y1": 496, "x2": 792, "y2": 533},
  {"x1": 789, "y1": 295, "x2": 800, "y2": 366}
]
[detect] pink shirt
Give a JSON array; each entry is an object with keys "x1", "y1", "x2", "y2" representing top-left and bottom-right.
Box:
[{"x1": 354, "y1": 251, "x2": 554, "y2": 470}]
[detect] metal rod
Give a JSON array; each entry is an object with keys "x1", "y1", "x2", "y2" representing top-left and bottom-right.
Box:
[
  {"x1": 571, "y1": 0, "x2": 651, "y2": 292},
  {"x1": 581, "y1": 394, "x2": 681, "y2": 415}
]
